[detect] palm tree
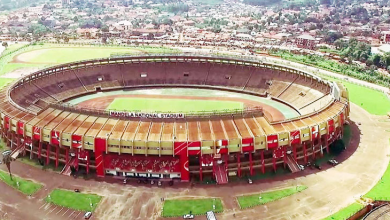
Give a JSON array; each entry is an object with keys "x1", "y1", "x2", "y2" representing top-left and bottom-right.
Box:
[{"x1": 2, "y1": 150, "x2": 12, "y2": 180}]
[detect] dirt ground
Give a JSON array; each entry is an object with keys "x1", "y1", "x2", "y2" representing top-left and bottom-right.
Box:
[
  {"x1": 0, "y1": 103, "x2": 389, "y2": 220},
  {"x1": 75, "y1": 94, "x2": 287, "y2": 122}
]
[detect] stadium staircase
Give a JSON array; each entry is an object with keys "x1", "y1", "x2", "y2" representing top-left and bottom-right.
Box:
[
  {"x1": 286, "y1": 155, "x2": 301, "y2": 173},
  {"x1": 61, "y1": 158, "x2": 76, "y2": 176},
  {"x1": 10, "y1": 143, "x2": 25, "y2": 160},
  {"x1": 214, "y1": 163, "x2": 228, "y2": 184},
  {"x1": 277, "y1": 76, "x2": 299, "y2": 98}
]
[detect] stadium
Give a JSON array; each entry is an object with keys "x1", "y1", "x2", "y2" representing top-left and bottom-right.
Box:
[{"x1": 0, "y1": 54, "x2": 349, "y2": 184}]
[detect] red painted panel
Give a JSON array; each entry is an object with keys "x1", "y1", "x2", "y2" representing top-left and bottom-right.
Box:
[
  {"x1": 290, "y1": 130, "x2": 300, "y2": 145},
  {"x1": 4, "y1": 116, "x2": 9, "y2": 129},
  {"x1": 328, "y1": 119, "x2": 335, "y2": 133},
  {"x1": 242, "y1": 137, "x2": 253, "y2": 145},
  {"x1": 51, "y1": 131, "x2": 60, "y2": 145},
  {"x1": 273, "y1": 146, "x2": 285, "y2": 159},
  {"x1": 188, "y1": 148, "x2": 201, "y2": 156},
  {"x1": 311, "y1": 125, "x2": 319, "y2": 141},
  {"x1": 180, "y1": 153, "x2": 189, "y2": 182},
  {"x1": 188, "y1": 141, "x2": 201, "y2": 147},
  {"x1": 94, "y1": 138, "x2": 106, "y2": 177},
  {"x1": 33, "y1": 126, "x2": 41, "y2": 140},
  {"x1": 174, "y1": 141, "x2": 188, "y2": 156},
  {"x1": 242, "y1": 145, "x2": 254, "y2": 152},
  {"x1": 340, "y1": 113, "x2": 344, "y2": 126},
  {"x1": 79, "y1": 150, "x2": 89, "y2": 160},
  {"x1": 17, "y1": 121, "x2": 24, "y2": 135},
  {"x1": 267, "y1": 134, "x2": 278, "y2": 149},
  {"x1": 218, "y1": 147, "x2": 229, "y2": 154},
  {"x1": 71, "y1": 134, "x2": 82, "y2": 148}
]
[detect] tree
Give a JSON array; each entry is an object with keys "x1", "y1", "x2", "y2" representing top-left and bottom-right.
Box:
[
  {"x1": 28, "y1": 24, "x2": 49, "y2": 36},
  {"x1": 2, "y1": 42, "x2": 8, "y2": 47}
]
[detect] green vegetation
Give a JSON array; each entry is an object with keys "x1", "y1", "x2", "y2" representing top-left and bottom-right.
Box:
[
  {"x1": 244, "y1": 0, "x2": 281, "y2": 6},
  {"x1": 107, "y1": 97, "x2": 244, "y2": 113},
  {"x1": 0, "y1": 139, "x2": 7, "y2": 151},
  {"x1": 193, "y1": 0, "x2": 224, "y2": 5},
  {"x1": 343, "y1": 81, "x2": 390, "y2": 115},
  {"x1": 0, "y1": 63, "x2": 47, "y2": 75},
  {"x1": 0, "y1": 78, "x2": 14, "y2": 88},
  {"x1": 323, "y1": 203, "x2": 364, "y2": 220},
  {"x1": 162, "y1": 198, "x2": 223, "y2": 217},
  {"x1": 0, "y1": 43, "x2": 179, "y2": 76},
  {"x1": 237, "y1": 186, "x2": 307, "y2": 209},
  {"x1": 0, "y1": 170, "x2": 43, "y2": 195},
  {"x1": 1, "y1": 43, "x2": 28, "y2": 55},
  {"x1": 46, "y1": 189, "x2": 102, "y2": 212},
  {"x1": 273, "y1": 50, "x2": 390, "y2": 87},
  {"x1": 319, "y1": 48, "x2": 340, "y2": 55},
  {"x1": 25, "y1": 48, "x2": 141, "y2": 64},
  {"x1": 12, "y1": 45, "x2": 179, "y2": 64}
]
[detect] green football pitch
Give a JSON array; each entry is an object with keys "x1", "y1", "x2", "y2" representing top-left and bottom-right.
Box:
[
  {"x1": 107, "y1": 97, "x2": 244, "y2": 112},
  {"x1": 15, "y1": 46, "x2": 178, "y2": 64}
]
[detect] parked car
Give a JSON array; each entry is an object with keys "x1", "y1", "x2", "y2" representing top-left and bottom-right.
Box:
[
  {"x1": 74, "y1": 189, "x2": 80, "y2": 193},
  {"x1": 84, "y1": 212, "x2": 92, "y2": 219},
  {"x1": 328, "y1": 159, "x2": 338, "y2": 166},
  {"x1": 314, "y1": 164, "x2": 322, "y2": 170},
  {"x1": 248, "y1": 178, "x2": 253, "y2": 184},
  {"x1": 183, "y1": 214, "x2": 194, "y2": 219},
  {"x1": 298, "y1": 165, "x2": 305, "y2": 171}
]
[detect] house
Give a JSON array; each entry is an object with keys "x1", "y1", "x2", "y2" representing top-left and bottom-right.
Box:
[
  {"x1": 381, "y1": 31, "x2": 390, "y2": 44},
  {"x1": 296, "y1": 34, "x2": 316, "y2": 50}
]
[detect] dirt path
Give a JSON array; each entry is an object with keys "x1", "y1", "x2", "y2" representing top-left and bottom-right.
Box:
[{"x1": 75, "y1": 94, "x2": 287, "y2": 122}]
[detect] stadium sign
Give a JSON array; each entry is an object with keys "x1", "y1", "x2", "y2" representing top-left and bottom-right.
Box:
[{"x1": 109, "y1": 111, "x2": 185, "y2": 119}]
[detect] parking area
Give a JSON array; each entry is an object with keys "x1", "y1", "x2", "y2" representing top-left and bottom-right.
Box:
[{"x1": 38, "y1": 203, "x2": 95, "y2": 220}]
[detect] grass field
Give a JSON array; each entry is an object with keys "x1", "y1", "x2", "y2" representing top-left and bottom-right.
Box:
[
  {"x1": 323, "y1": 203, "x2": 365, "y2": 220},
  {"x1": 0, "y1": 78, "x2": 14, "y2": 88},
  {"x1": 237, "y1": 185, "x2": 307, "y2": 209},
  {"x1": 0, "y1": 170, "x2": 43, "y2": 195},
  {"x1": 107, "y1": 97, "x2": 244, "y2": 112},
  {"x1": 46, "y1": 189, "x2": 102, "y2": 212},
  {"x1": 162, "y1": 198, "x2": 223, "y2": 217},
  {"x1": 1, "y1": 43, "x2": 28, "y2": 55},
  {"x1": 0, "y1": 63, "x2": 47, "y2": 75},
  {"x1": 342, "y1": 81, "x2": 390, "y2": 115},
  {"x1": 15, "y1": 46, "x2": 179, "y2": 64},
  {"x1": 320, "y1": 75, "x2": 390, "y2": 115}
]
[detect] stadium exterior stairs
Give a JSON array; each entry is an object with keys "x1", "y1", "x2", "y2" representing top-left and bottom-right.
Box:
[
  {"x1": 286, "y1": 155, "x2": 301, "y2": 173},
  {"x1": 10, "y1": 143, "x2": 25, "y2": 160},
  {"x1": 214, "y1": 163, "x2": 228, "y2": 184},
  {"x1": 61, "y1": 158, "x2": 75, "y2": 176}
]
